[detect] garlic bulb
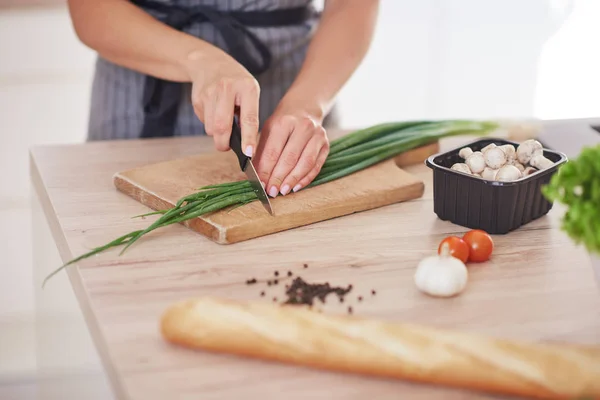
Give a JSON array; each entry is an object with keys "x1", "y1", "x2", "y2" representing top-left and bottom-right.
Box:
[{"x1": 414, "y1": 243, "x2": 469, "y2": 298}]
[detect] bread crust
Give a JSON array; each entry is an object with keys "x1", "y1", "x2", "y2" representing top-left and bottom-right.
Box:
[{"x1": 160, "y1": 297, "x2": 600, "y2": 399}]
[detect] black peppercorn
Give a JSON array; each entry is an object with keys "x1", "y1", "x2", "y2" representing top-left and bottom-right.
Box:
[
  {"x1": 371, "y1": 290, "x2": 376, "y2": 295},
  {"x1": 358, "y1": 296, "x2": 363, "y2": 302},
  {"x1": 287, "y1": 271, "x2": 293, "y2": 277},
  {"x1": 260, "y1": 291, "x2": 265, "y2": 297},
  {"x1": 274, "y1": 271, "x2": 279, "y2": 277}
]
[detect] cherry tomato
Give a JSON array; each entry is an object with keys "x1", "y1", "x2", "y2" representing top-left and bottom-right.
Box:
[
  {"x1": 462, "y1": 230, "x2": 494, "y2": 262},
  {"x1": 438, "y1": 236, "x2": 470, "y2": 263}
]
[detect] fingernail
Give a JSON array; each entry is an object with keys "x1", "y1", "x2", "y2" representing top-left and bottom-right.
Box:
[
  {"x1": 244, "y1": 145, "x2": 253, "y2": 157},
  {"x1": 280, "y1": 184, "x2": 290, "y2": 196},
  {"x1": 292, "y1": 184, "x2": 302, "y2": 193},
  {"x1": 268, "y1": 186, "x2": 278, "y2": 198},
  {"x1": 260, "y1": 181, "x2": 265, "y2": 189}
]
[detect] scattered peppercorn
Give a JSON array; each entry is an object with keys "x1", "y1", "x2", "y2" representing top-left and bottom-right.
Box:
[
  {"x1": 247, "y1": 269, "x2": 378, "y2": 313},
  {"x1": 281, "y1": 277, "x2": 352, "y2": 307}
]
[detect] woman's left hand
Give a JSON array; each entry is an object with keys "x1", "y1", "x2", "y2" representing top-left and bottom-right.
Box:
[{"x1": 253, "y1": 110, "x2": 329, "y2": 198}]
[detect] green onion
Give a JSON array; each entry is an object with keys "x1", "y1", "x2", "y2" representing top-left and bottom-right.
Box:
[{"x1": 42, "y1": 119, "x2": 499, "y2": 287}]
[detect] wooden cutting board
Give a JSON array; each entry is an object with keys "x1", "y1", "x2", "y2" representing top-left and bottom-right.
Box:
[{"x1": 113, "y1": 142, "x2": 439, "y2": 244}]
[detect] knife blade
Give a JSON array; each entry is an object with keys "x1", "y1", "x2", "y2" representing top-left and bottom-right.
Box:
[{"x1": 229, "y1": 114, "x2": 274, "y2": 216}]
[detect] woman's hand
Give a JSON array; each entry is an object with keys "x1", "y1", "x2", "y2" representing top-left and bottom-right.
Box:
[
  {"x1": 188, "y1": 51, "x2": 260, "y2": 157},
  {"x1": 253, "y1": 109, "x2": 329, "y2": 198}
]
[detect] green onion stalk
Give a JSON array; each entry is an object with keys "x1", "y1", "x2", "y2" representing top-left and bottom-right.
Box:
[{"x1": 42, "y1": 119, "x2": 499, "y2": 287}]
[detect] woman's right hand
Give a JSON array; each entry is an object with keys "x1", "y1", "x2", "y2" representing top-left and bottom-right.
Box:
[{"x1": 187, "y1": 51, "x2": 260, "y2": 157}]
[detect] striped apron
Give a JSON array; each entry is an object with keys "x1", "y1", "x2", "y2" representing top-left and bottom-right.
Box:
[{"x1": 86, "y1": 0, "x2": 339, "y2": 141}]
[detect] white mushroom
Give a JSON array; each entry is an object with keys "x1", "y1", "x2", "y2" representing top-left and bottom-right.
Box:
[
  {"x1": 483, "y1": 147, "x2": 507, "y2": 169},
  {"x1": 529, "y1": 154, "x2": 554, "y2": 170},
  {"x1": 495, "y1": 165, "x2": 522, "y2": 182},
  {"x1": 465, "y1": 151, "x2": 486, "y2": 174},
  {"x1": 481, "y1": 143, "x2": 497, "y2": 153},
  {"x1": 516, "y1": 139, "x2": 543, "y2": 165},
  {"x1": 451, "y1": 163, "x2": 472, "y2": 175},
  {"x1": 458, "y1": 147, "x2": 473, "y2": 159},
  {"x1": 498, "y1": 144, "x2": 516, "y2": 162},
  {"x1": 523, "y1": 166, "x2": 538, "y2": 176},
  {"x1": 507, "y1": 159, "x2": 525, "y2": 173},
  {"x1": 481, "y1": 167, "x2": 499, "y2": 181}
]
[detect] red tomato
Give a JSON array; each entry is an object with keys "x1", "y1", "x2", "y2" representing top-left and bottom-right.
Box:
[
  {"x1": 462, "y1": 230, "x2": 494, "y2": 262},
  {"x1": 438, "y1": 236, "x2": 470, "y2": 263}
]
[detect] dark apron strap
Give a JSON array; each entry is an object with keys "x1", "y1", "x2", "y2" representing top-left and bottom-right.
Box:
[{"x1": 131, "y1": 1, "x2": 315, "y2": 138}]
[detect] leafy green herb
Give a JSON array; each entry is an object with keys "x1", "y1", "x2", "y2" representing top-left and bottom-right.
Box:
[{"x1": 542, "y1": 144, "x2": 600, "y2": 255}]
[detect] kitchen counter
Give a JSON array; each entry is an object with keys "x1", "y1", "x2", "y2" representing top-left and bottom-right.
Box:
[{"x1": 30, "y1": 130, "x2": 600, "y2": 400}]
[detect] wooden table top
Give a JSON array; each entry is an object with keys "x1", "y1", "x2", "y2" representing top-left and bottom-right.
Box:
[{"x1": 30, "y1": 131, "x2": 600, "y2": 400}]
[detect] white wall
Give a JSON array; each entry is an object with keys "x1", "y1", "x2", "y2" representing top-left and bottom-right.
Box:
[{"x1": 337, "y1": 0, "x2": 599, "y2": 126}]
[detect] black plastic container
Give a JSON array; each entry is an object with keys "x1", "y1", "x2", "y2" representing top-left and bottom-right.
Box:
[{"x1": 425, "y1": 138, "x2": 568, "y2": 234}]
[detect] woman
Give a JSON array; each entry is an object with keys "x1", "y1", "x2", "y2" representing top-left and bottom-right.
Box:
[{"x1": 67, "y1": 0, "x2": 380, "y2": 198}]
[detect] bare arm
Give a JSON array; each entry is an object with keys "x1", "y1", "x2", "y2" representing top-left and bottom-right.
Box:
[
  {"x1": 67, "y1": 0, "x2": 260, "y2": 155},
  {"x1": 254, "y1": 0, "x2": 381, "y2": 197},
  {"x1": 66, "y1": 0, "x2": 233, "y2": 82},
  {"x1": 277, "y1": 0, "x2": 381, "y2": 119}
]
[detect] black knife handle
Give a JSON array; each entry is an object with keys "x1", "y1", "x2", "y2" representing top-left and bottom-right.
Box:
[{"x1": 229, "y1": 113, "x2": 249, "y2": 171}]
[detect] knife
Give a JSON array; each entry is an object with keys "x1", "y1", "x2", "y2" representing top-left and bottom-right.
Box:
[{"x1": 229, "y1": 114, "x2": 274, "y2": 216}]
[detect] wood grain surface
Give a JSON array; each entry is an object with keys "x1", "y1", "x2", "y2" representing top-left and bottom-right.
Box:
[
  {"x1": 29, "y1": 130, "x2": 600, "y2": 400},
  {"x1": 113, "y1": 142, "x2": 439, "y2": 244}
]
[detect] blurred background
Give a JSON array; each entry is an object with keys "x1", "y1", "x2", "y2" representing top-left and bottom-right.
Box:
[{"x1": 1, "y1": 0, "x2": 598, "y2": 398}]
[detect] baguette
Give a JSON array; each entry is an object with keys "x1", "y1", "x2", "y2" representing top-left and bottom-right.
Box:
[{"x1": 160, "y1": 297, "x2": 600, "y2": 399}]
